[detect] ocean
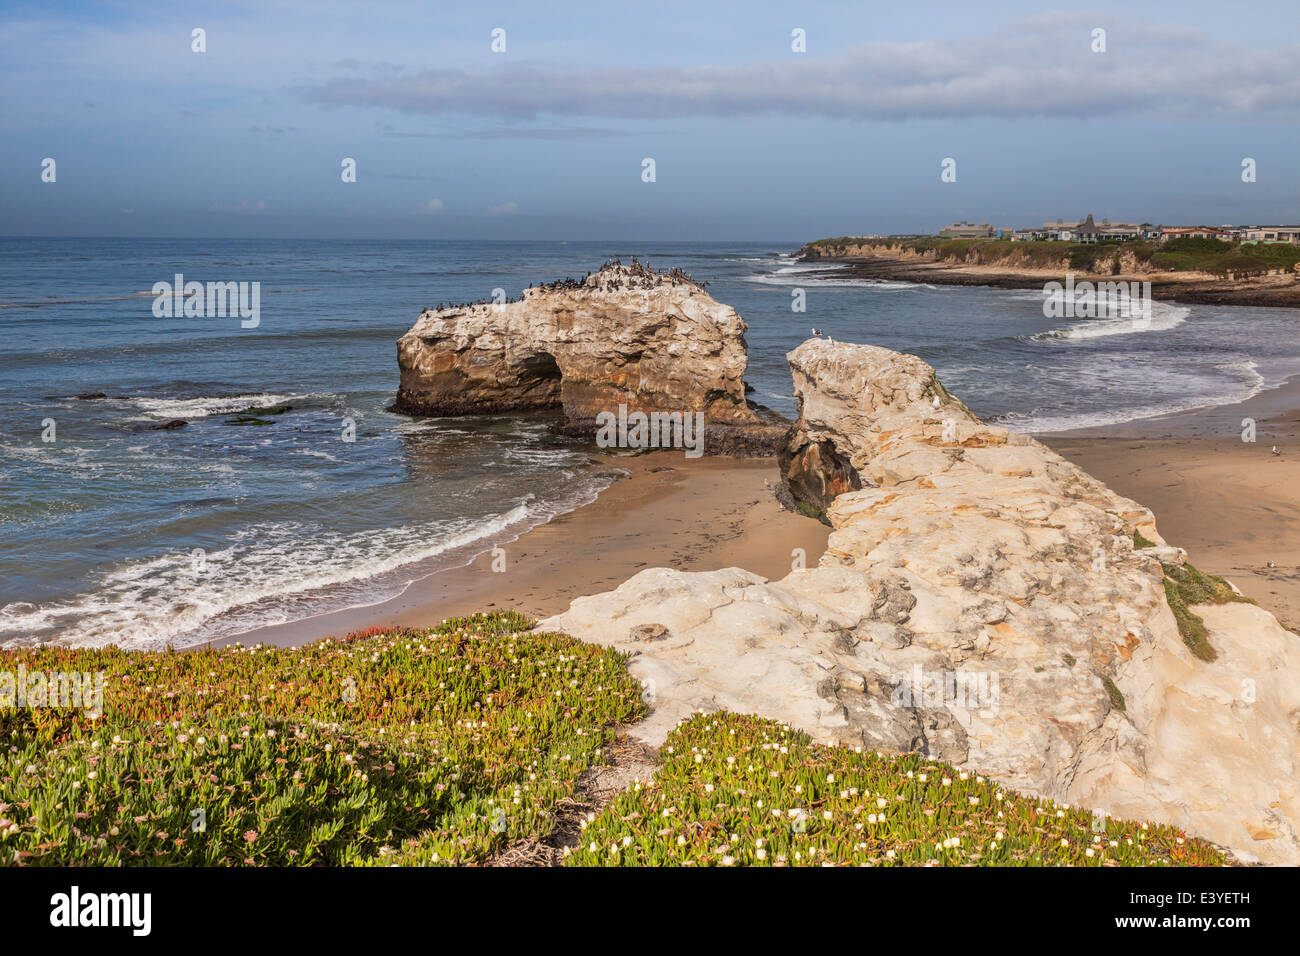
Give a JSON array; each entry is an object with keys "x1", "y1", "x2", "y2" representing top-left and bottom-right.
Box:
[{"x1": 2, "y1": 238, "x2": 1298, "y2": 649}]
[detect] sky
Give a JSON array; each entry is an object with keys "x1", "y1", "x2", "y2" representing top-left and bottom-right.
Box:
[{"x1": 2, "y1": 0, "x2": 1298, "y2": 240}]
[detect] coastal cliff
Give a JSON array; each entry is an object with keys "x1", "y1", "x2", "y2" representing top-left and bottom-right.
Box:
[
  {"x1": 798, "y1": 237, "x2": 1300, "y2": 307},
  {"x1": 542, "y1": 338, "x2": 1300, "y2": 865},
  {"x1": 394, "y1": 260, "x2": 787, "y2": 455}
]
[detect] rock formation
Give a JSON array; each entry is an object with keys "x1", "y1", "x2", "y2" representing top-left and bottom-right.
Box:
[
  {"x1": 394, "y1": 260, "x2": 786, "y2": 456},
  {"x1": 542, "y1": 338, "x2": 1300, "y2": 865}
]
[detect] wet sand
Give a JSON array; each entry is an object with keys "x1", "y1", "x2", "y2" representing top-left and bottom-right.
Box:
[
  {"x1": 1042, "y1": 377, "x2": 1300, "y2": 632},
  {"x1": 220, "y1": 451, "x2": 829, "y2": 647},
  {"x1": 220, "y1": 375, "x2": 1300, "y2": 647}
]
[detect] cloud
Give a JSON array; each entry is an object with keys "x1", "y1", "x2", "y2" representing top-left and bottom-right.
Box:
[
  {"x1": 487, "y1": 202, "x2": 518, "y2": 216},
  {"x1": 302, "y1": 17, "x2": 1300, "y2": 122},
  {"x1": 210, "y1": 199, "x2": 268, "y2": 214},
  {"x1": 418, "y1": 198, "x2": 444, "y2": 213}
]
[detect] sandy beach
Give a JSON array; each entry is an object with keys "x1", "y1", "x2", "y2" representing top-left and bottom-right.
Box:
[
  {"x1": 1042, "y1": 377, "x2": 1300, "y2": 632},
  {"x1": 220, "y1": 451, "x2": 829, "y2": 647},
  {"x1": 218, "y1": 376, "x2": 1300, "y2": 648}
]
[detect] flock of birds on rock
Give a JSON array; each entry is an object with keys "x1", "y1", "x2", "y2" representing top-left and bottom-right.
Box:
[
  {"x1": 577, "y1": 257, "x2": 706, "y2": 293},
  {"x1": 426, "y1": 292, "x2": 524, "y2": 312},
  {"x1": 425, "y1": 258, "x2": 706, "y2": 313}
]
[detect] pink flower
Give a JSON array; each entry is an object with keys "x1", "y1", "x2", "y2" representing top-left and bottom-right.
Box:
[{"x1": 244, "y1": 830, "x2": 258, "y2": 842}]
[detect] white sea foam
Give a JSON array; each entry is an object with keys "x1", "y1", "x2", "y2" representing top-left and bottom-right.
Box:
[
  {"x1": 118, "y1": 392, "x2": 308, "y2": 422},
  {"x1": 745, "y1": 269, "x2": 930, "y2": 291},
  {"x1": 1009, "y1": 361, "x2": 1267, "y2": 433},
  {"x1": 1030, "y1": 300, "x2": 1190, "y2": 342},
  {"x1": 0, "y1": 476, "x2": 615, "y2": 650}
]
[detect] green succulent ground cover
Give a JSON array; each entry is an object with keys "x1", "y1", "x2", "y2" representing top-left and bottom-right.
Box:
[
  {"x1": 1162, "y1": 562, "x2": 1257, "y2": 662},
  {"x1": 0, "y1": 612, "x2": 642, "y2": 865},
  {"x1": 565, "y1": 713, "x2": 1223, "y2": 867},
  {"x1": 2, "y1": 615, "x2": 1223, "y2": 867}
]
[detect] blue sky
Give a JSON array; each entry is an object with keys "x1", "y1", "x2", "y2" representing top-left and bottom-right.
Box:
[{"x1": 3, "y1": 0, "x2": 1298, "y2": 239}]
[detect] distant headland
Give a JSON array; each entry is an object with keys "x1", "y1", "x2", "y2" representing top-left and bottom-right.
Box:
[{"x1": 800, "y1": 221, "x2": 1300, "y2": 307}]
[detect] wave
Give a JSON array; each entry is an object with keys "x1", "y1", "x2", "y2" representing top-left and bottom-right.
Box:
[
  {"x1": 114, "y1": 391, "x2": 332, "y2": 421},
  {"x1": 1029, "y1": 300, "x2": 1190, "y2": 342},
  {"x1": 0, "y1": 476, "x2": 614, "y2": 650},
  {"x1": 745, "y1": 270, "x2": 932, "y2": 291},
  {"x1": 1008, "y1": 360, "x2": 1267, "y2": 433}
]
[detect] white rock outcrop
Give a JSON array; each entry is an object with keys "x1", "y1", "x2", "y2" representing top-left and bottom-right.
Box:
[
  {"x1": 542, "y1": 338, "x2": 1300, "y2": 865},
  {"x1": 394, "y1": 260, "x2": 786, "y2": 454}
]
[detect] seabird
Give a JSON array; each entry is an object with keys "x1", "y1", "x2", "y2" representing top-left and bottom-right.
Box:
[
  {"x1": 810, "y1": 327, "x2": 824, "y2": 336},
  {"x1": 1272, "y1": 446, "x2": 1281, "y2": 455}
]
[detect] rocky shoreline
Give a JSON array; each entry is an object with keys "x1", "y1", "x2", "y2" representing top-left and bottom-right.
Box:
[{"x1": 800, "y1": 244, "x2": 1300, "y2": 308}]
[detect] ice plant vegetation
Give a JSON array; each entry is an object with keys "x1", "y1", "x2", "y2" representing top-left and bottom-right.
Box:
[
  {"x1": 566, "y1": 714, "x2": 1223, "y2": 867},
  {"x1": 0, "y1": 618, "x2": 1225, "y2": 867},
  {"x1": 0, "y1": 612, "x2": 642, "y2": 865}
]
